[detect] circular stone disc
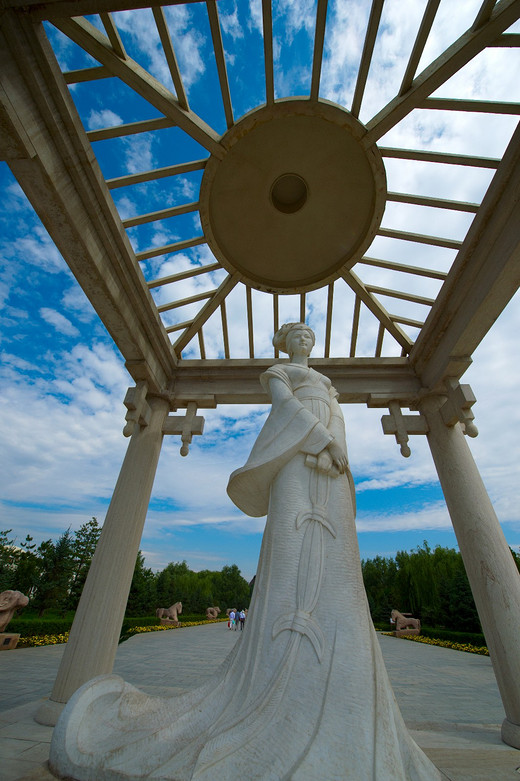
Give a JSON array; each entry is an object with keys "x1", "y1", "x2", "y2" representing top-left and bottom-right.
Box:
[{"x1": 200, "y1": 99, "x2": 387, "y2": 294}]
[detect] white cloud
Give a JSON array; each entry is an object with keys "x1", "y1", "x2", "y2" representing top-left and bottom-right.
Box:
[
  {"x1": 122, "y1": 134, "x2": 154, "y2": 174},
  {"x1": 87, "y1": 109, "x2": 123, "y2": 131},
  {"x1": 356, "y1": 502, "x2": 451, "y2": 533},
  {"x1": 247, "y1": 0, "x2": 263, "y2": 35},
  {"x1": 220, "y1": 4, "x2": 244, "y2": 42},
  {"x1": 111, "y1": 6, "x2": 207, "y2": 92},
  {"x1": 0, "y1": 342, "x2": 128, "y2": 519},
  {"x1": 61, "y1": 285, "x2": 97, "y2": 323},
  {"x1": 113, "y1": 195, "x2": 139, "y2": 221},
  {"x1": 2, "y1": 225, "x2": 66, "y2": 274},
  {"x1": 2, "y1": 3, "x2": 519, "y2": 583},
  {"x1": 39, "y1": 307, "x2": 80, "y2": 337},
  {"x1": 274, "y1": 0, "x2": 316, "y2": 43}
]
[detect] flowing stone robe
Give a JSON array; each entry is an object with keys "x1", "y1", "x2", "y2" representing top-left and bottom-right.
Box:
[{"x1": 49, "y1": 364, "x2": 441, "y2": 781}]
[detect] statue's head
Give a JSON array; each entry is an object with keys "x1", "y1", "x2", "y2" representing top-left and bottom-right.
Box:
[{"x1": 273, "y1": 323, "x2": 315, "y2": 357}]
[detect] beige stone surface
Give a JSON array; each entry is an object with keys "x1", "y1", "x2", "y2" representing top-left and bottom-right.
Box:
[
  {"x1": 49, "y1": 326, "x2": 441, "y2": 780},
  {"x1": 0, "y1": 591, "x2": 29, "y2": 633},
  {"x1": 421, "y1": 395, "x2": 520, "y2": 750},
  {"x1": 392, "y1": 609, "x2": 421, "y2": 633},
  {"x1": 156, "y1": 601, "x2": 182, "y2": 623},
  {"x1": 0, "y1": 633, "x2": 21, "y2": 650}
]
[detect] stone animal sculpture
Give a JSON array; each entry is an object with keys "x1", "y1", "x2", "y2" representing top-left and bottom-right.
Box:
[
  {"x1": 391, "y1": 609, "x2": 421, "y2": 632},
  {"x1": 206, "y1": 606, "x2": 221, "y2": 619},
  {"x1": 0, "y1": 590, "x2": 29, "y2": 632},
  {"x1": 156, "y1": 601, "x2": 182, "y2": 622}
]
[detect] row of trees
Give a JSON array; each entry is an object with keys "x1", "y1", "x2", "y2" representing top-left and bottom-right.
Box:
[
  {"x1": 128, "y1": 556, "x2": 251, "y2": 615},
  {"x1": 362, "y1": 541, "x2": 520, "y2": 632},
  {"x1": 0, "y1": 520, "x2": 251, "y2": 617},
  {"x1": 0, "y1": 519, "x2": 102, "y2": 616},
  {"x1": 4, "y1": 522, "x2": 518, "y2": 628}
]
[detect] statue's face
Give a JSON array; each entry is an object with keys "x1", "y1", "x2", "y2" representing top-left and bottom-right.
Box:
[{"x1": 286, "y1": 326, "x2": 314, "y2": 358}]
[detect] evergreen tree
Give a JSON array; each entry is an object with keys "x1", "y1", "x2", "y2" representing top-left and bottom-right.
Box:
[
  {"x1": 362, "y1": 542, "x2": 482, "y2": 632},
  {"x1": 361, "y1": 555, "x2": 399, "y2": 624},
  {"x1": 0, "y1": 529, "x2": 17, "y2": 592},
  {"x1": 156, "y1": 561, "x2": 190, "y2": 607},
  {"x1": 68, "y1": 517, "x2": 102, "y2": 609},
  {"x1": 218, "y1": 564, "x2": 250, "y2": 610},
  {"x1": 12, "y1": 535, "x2": 41, "y2": 599},
  {"x1": 126, "y1": 552, "x2": 157, "y2": 616},
  {"x1": 32, "y1": 530, "x2": 74, "y2": 616}
]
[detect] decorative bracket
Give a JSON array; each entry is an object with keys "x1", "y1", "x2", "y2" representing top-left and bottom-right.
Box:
[
  {"x1": 439, "y1": 379, "x2": 478, "y2": 437},
  {"x1": 123, "y1": 382, "x2": 151, "y2": 437},
  {"x1": 381, "y1": 401, "x2": 429, "y2": 458},
  {"x1": 162, "y1": 401, "x2": 205, "y2": 456}
]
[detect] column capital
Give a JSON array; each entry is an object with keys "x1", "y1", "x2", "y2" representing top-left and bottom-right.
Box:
[
  {"x1": 122, "y1": 381, "x2": 151, "y2": 436},
  {"x1": 417, "y1": 380, "x2": 478, "y2": 437}
]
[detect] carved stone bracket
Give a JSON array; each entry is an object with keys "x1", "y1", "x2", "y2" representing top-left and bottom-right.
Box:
[
  {"x1": 439, "y1": 378, "x2": 478, "y2": 437},
  {"x1": 381, "y1": 401, "x2": 429, "y2": 458},
  {"x1": 123, "y1": 385, "x2": 208, "y2": 455},
  {"x1": 122, "y1": 381, "x2": 151, "y2": 437},
  {"x1": 162, "y1": 401, "x2": 205, "y2": 456}
]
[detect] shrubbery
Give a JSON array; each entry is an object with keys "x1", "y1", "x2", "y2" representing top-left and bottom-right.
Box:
[
  {"x1": 16, "y1": 617, "x2": 229, "y2": 647},
  {"x1": 382, "y1": 632, "x2": 488, "y2": 656},
  {"x1": 8, "y1": 617, "x2": 73, "y2": 638},
  {"x1": 420, "y1": 626, "x2": 486, "y2": 647}
]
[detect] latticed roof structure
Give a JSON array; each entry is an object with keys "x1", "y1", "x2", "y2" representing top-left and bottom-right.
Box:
[
  {"x1": 2, "y1": 0, "x2": 519, "y2": 410},
  {"x1": 3, "y1": 1, "x2": 520, "y2": 750}
]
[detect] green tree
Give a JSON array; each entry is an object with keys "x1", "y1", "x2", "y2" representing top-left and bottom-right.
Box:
[
  {"x1": 156, "y1": 561, "x2": 190, "y2": 608},
  {"x1": 68, "y1": 517, "x2": 102, "y2": 609},
  {"x1": 126, "y1": 552, "x2": 157, "y2": 616},
  {"x1": 0, "y1": 529, "x2": 17, "y2": 592},
  {"x1": 442, "y1": 567, "x2": 481, "y2": 632},
  {"x1": 362, "y1": 541, "x2": 482, "y2": 632},
  {"x1": 32, "y1": 530, "x2": 74, "y2": 616},
  {"x1": 361, "y1": 555, "x2": 398, "y2": 623},
  {"x1": 218, "y1": 564, "x2": 250, "y2": 610},
  {"x1": 12, "y1": 535, "x2": 41, "y2": 599}
]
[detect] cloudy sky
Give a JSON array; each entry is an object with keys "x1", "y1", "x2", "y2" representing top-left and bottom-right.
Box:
[{"x1": 1, "y1": 0, "x2": 519, "y2": 582}]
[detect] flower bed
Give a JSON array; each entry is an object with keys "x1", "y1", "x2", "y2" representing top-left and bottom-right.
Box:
[
  {"x1": 17, "y1": 633, "x2": 70, "y2": 648},
  {"x1": 381, "y1": 631, "x2": 489, "y2": 656},
  {"x1": 16, "y1": 618, "x2": 229, "y2": 648}
]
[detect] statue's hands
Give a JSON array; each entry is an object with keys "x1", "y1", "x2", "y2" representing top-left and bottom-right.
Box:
[
  {"x1": 327, "y1": 440, "x2": 349, "y2": 474},
  {"x1": 317, "y1": 450, "x2": 333, "y2": 473}
]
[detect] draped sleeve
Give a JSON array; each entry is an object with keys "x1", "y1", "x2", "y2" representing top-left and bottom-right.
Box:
[{"x1": 227, "y1": 365, "x2": 334, "y2": 516}]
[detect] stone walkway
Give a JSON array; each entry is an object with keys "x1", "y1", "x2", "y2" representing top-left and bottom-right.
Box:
[{"x1": 0, "y1": 624, "x2": 519, "y2": 780}]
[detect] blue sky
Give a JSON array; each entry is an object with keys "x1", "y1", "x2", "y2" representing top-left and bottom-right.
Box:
[{"x1": 1, "y1": 0, "x2": 520, "y2": 582}]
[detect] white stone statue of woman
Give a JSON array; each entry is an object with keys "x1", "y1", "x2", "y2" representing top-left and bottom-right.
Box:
[{"x1": 50, "y1": 323, "x2": 441, "y2": 781}]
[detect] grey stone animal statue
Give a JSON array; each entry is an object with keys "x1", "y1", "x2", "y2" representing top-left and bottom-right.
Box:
[
  {"x1": 0, "y1": 590, "x2": 29, "y2": 632},
  {"x1": 391, "y1": 609, "x2": 421, "y2": 632},
  {"x1": 156, "y1": 601, "x2": 182, "y2": 623}
]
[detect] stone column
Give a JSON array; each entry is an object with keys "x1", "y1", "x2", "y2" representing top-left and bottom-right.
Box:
[
  {"x1": 36, "y1": 395, "x2": 170, "y2": 726},
  {"x1": 420, "y1": 395, "x2": 520, "y2": 749}
]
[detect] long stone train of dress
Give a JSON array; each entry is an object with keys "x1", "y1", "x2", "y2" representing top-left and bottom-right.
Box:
[{"x1": 50, "y1": 363, "x2": 442, "y2": 781}]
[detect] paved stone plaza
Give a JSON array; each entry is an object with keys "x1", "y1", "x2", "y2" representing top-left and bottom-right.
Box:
[{"x1": 1, "y1": 623, "x2": 519, "y2": 780}]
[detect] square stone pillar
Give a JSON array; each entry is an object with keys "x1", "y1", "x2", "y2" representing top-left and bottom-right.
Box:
[{"x1": 36, "y1": 395, "x2": 170, "y2": 726}]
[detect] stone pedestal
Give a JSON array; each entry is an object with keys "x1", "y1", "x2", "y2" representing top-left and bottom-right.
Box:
[
  {"x1": 0, "y1": 633, "x2": 20, "y2": 650},
  {"x1": 159, "y1": 618, "x2": 180, "y2": 627},
  {"x1": 36, "y1": 396, "x2": 170, "y2": 726},
  {"x1": 395, "y1": 629, "x2": 420, "y2": 638},
  {"x1": 420, "y1": 395, "x2": 520, "y2": 750}
]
